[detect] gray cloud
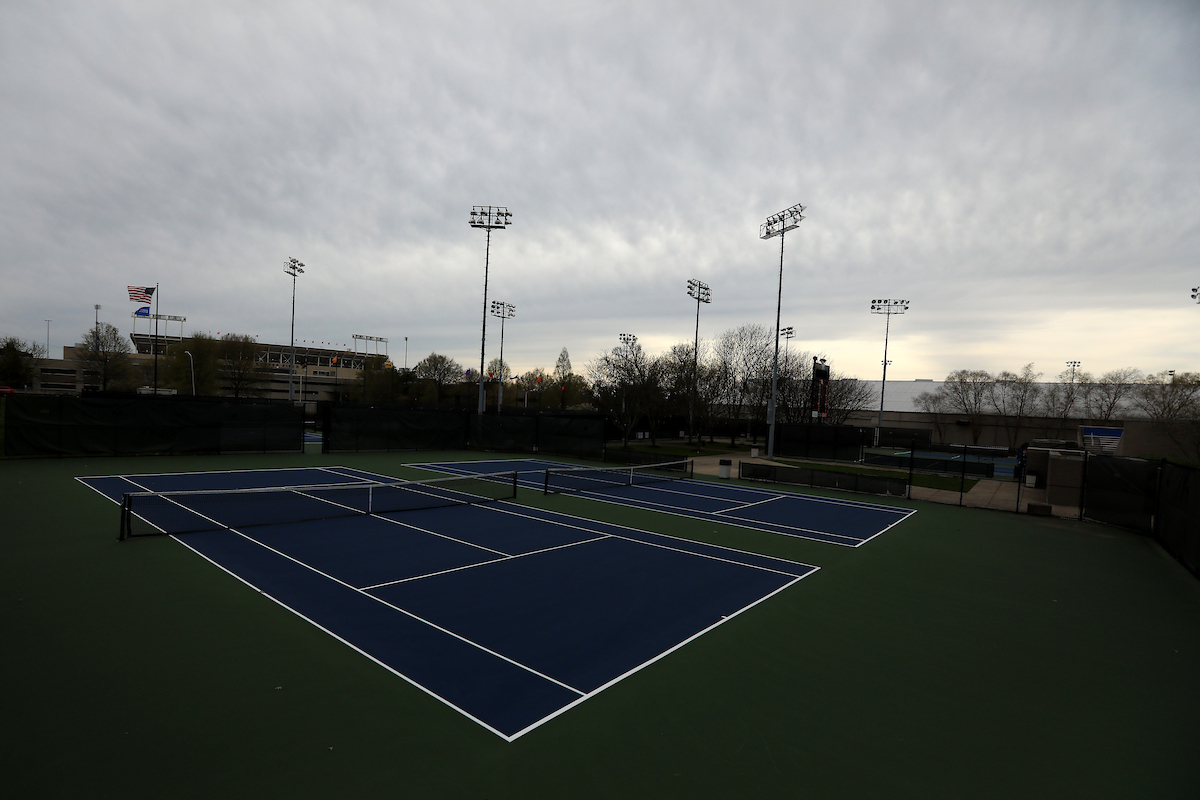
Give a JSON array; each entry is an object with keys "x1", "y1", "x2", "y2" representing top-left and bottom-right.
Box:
[{"x1": 3, "y1": 0, "x2": 1197, "y2": 382}]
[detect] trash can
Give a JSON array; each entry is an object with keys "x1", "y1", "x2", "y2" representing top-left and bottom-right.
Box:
[
  {"x1": 719, "y1": 459, "x2": 732, "y2": 479},
  {"x1": 1025, "y1": 472, "x2": 1037, "y2": 488},
  {"x1": 750, "y1": 447, "x2": 760, "y2": 458}
]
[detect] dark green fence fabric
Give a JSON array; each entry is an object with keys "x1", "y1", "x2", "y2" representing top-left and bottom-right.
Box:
[
  {"x1": 1155, "y1": 463, "x2": 1199, "y2": 578},
  {"x1": 740, "y1": 460, "x2": 908, "y2": 498},
  {"x1": 322, "y1": 406, "x2": 604, "y2": 459},
  {"x1": 3, "y1": 396, "x2": 302, "y2": 456},
  {"x1": 1081, "y1": 456, "x2": 1158, "y2": 535}
]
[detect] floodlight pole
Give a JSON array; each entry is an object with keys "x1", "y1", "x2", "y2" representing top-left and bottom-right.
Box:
[
  {"x1": 686, "y1": 279, "x2": 711, "y2": 443},
  {"x1": 45, "y1": 319, "x2": 51, "y2": 357},
  {"x1": 490, "y1": 301, "x2": 515, "y2": 411},
  {"x1": 284, "y1": 257, "x2": 305, "y2": 403},
  {"x1": 760, "y1": 204, "x2": 805, "y2": 459},
  {"x1": 184, "y1": 350, "x2": 195, "y2": 396},
  {"x1": 618, "y1": 333, "x2": 637, "y2": 417},
  {"x1": 870, "y1": 299, "x2": 910, "y2": 446},
  {"x1": 469, "y1": 205, "x2": 513, "y2": 415}
]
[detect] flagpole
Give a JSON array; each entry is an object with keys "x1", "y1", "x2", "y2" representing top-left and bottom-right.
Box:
[{"x1": 153, "y1": 283, "x2": 159, "y2": 393}]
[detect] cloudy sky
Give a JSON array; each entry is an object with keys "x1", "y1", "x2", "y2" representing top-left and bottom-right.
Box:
[{"x1": 3, "y1": 1, "x2": 1197, "y2": 384}]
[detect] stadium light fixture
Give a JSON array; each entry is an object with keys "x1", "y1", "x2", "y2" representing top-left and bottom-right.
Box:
[
  {"x1": 284, "y1": 257, "x2": 305, "y2": 403},
  {"x1": 1066, "y1": 360, "x2": 1081, "y2": 383},
  {"x1": 469, "y1": 205, "x2": 513, "y2": 415},
  {"x1": 760, "y1": 203, "x2": 806, "y2": 459},
  {"x1": 870, "y1": 299, "x2": 910, "y2": 446},
  {"x1": 1193, "y1": 286, "x2": 1199, "y2": 303},
  {"x1": 686, "y1": 279, "x2": 712, "y2": 443},
  {"x1": 490, "y1": 300, "x2": 516, "y2": 411}
]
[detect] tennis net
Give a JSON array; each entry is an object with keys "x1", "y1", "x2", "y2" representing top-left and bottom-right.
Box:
[
  {"x1": 119, "y1": 470, "x2": 518, "y2": 540},
  {"x1": 543, "y1": 459, "x2": 693, "y2": 495}
]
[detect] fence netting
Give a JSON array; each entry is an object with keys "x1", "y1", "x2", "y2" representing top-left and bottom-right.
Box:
[
  {"x1": 1155, "y1": 463, "x2": 1199, "y2": 577},
  {"x1": 2, "y1": 395, "x2": 302, "y2": 456},
  {"x1": 1081, "y1": 456, "x2": 1158, "y2": 534},
  {"x1": 322, "y1": 406, "x2": 605, "y2": 460},
  {"x1": 740, "y1": 461, "x2": 908, "y2": 497}
]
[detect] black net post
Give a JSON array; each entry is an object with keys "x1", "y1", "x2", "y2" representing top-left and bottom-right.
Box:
[
  {"x1": 959, "y1": 446, "x2": 968, "y2": 506},
  {"x1": 908, "y1": 440, "x2": 916, "y2": 500},
  {"x1": 119, "y1": 494, "x2": 131, "y2": 541}
]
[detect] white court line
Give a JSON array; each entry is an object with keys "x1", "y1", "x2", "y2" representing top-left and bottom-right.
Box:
[
  {"x1": 712, "y1": 495, "x2": 785, "y2": 514},
  {"x1": 504, "y1": 572, "x2": 811, "y2": 740},
  {"x1": 358, "y1": 535, "x2": 608, "y2": 590},
  {"x1": 564, "y1": 488, "x2": 866, "y2": 545}
]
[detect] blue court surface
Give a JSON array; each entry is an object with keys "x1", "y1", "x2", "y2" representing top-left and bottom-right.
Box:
[
  {"x1": 413, "y1": 458, "x2": 916, "y2": 547},
  {"x1": 77, "y1": 465, "x2": 817, "y2": 741}
]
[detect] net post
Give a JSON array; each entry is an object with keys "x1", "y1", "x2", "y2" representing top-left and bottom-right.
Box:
[
  {"x1": 543, "y1": 469, "x2": 550, "y2": 495},
  {"x1": 119, "y1": 493, "x2": 130, "y2": 541},
  {"x1": 511, "y1": 471, "x2": 517, "y2": 499}
]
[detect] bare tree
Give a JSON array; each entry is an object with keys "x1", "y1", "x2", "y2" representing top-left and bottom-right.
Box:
[
  {"x1": 1134, "y1": 371, "x2": 1200, "y2": 461},
  {"x1": 826, "y1": 374, "x2": 875, "y2": 425},
  {"x1": 939, "y1": 369, "x2": 993, "y2": 444},
  {"x1": 712, "y1": 324, "x2": 773, "y2": 443},
  {"x1": 1083, "y1": 368, "x2": 1142, "y2": 421},
  {"x1": 989, "y1": 363, "x2": 1042, "y2": 448},
  {"x1": 485, "y1": 357, "x2": 512, "y2": 381},
  {"x1": 1042, "y1": 367, "x2": 1092, "y2": 437},
  {"x1": 913, "y1": 389, "x2": 952, "y2": 444},
  {"x1": 586, "y1": 338, "x2": 658, "y2": 445},
  {"x1": 77, "y1": 323, "x2": 135, "y2": 392}
]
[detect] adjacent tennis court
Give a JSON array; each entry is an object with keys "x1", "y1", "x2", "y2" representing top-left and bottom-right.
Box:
[
  {"x1": 413, "y1": 457, "x2": 916, "y2": 547},
  {"x1": 78, "y1": 465, "x2": 816, "y2": 740}
]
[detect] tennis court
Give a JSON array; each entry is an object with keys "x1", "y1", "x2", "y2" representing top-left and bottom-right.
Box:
[
  {"x1": 413, "y1": 457, "x2": 916, "y2": 547},
  {"x1": 77, "y1": 464, "x2": 816, "y2": 740}
]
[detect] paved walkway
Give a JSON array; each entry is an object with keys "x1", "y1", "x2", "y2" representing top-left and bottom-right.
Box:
[{"x1": 690, "y1": 454, "x2": 1081, "y2": 517}]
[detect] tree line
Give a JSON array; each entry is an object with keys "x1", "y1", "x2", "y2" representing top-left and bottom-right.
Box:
[{"x1": 915, "y1": 364, "x2": 1200, "y2": 459}]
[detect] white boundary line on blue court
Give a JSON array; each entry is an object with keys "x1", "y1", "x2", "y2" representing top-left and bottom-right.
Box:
[
  {"x1": 407, "y1": 461, "x2": 910, "y2": 547},
  {"x1": 77, "y1": 466, "x2": 818, "y2": 741}
]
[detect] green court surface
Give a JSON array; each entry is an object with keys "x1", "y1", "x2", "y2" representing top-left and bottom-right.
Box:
[{"x1": 3, "y1": 450, "x2": 1198, "y2": 799}]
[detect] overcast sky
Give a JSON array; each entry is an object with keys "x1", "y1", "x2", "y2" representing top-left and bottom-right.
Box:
[{"x1": 3, "y1": 1, "x2": 1197, "y2": 384}]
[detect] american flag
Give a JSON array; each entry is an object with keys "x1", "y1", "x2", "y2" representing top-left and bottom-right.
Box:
[{"x1": 127, "y1": 286, "x2": 155, "y2": 304}]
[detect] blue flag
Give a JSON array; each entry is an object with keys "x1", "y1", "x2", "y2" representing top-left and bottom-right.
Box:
[{"x1": 135, "y1": 306, "x2": 150, "y2": 317}]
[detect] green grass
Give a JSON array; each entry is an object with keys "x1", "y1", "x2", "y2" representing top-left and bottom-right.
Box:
[{"x1": 4, "y1": 450, "x2": 1199, "y2": 798}]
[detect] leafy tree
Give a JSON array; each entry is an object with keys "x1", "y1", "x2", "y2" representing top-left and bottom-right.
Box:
[
  {"x1": 163, "y1": 333, "x2": 221, "y2": 396},
  {"x1": 221, "y1": 334, "x2": 270, "y2": 398},
  {"x1": 414, "y1": 352, "x2": 464, "y2": 404},
  {"x1": 0, "y1": 336, "x2": 46, "y2": 389},
  {"x1": 77, "y1": 323, "x2": 135, "y2": 392},
  {"x1": 515, "y1": 368, "x2": 549, "y2": 407},
  {"x1": 553, "y1": 348, "x2": 572, "y2": 383},
  {"x1": 553, "y1": 347, "x2": 580, "y2": 410}
]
